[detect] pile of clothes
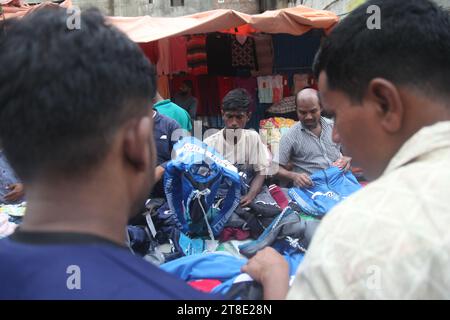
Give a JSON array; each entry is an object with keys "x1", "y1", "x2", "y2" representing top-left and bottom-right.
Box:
[
  {"x1": 126, "y1": 137, "x2": 363, "y2": 299},
  {"x1": 0, "y1": 202, "x2": 25, "y2": 239}
]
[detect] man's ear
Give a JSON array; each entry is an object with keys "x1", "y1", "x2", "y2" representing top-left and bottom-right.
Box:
[
  {"x1": 366, "y1": 78, "x2": 404, "y2": 133},
  {"x1": 123, "y1": 116, "x2": 152, "y2": 172}
]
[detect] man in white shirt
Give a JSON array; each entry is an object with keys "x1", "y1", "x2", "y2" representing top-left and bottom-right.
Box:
[
  {"x1": 242, "y1": 0, "x2": 450, "y2": 300},
  {"x1": 204, "y1": 88, "x2": 271, "y2": 207}
]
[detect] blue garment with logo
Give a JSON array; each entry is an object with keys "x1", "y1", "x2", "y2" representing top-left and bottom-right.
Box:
[
  {"x1": 164, "y1": 137, "x2": 241, "y2": 238},
  {"x1": 289, "y1": 166, "x2": 362, "y2": 217}
]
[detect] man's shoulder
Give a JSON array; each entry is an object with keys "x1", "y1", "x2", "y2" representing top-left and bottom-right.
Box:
[
  {"x1": 0, "y1": 240, "x2": 208, "y2": 299},
  {"x1": 156, "y1": 112, "x2": 181, "y2": 130},
  {"x1": 243, "y1": 129, "x2": 261, "y2": 139},
  {"x1": 281, "y1": 123, "x2": 302, "y2": 141},
  {"x1": 170, "y1": 101, "x2": 190, "y2": 116},
  {"x1": 203, "y1": 129, "x2": 224, "y2": 145},
  {"x1": 321, "y1": 117, "x2": 334, "y2": 127}
]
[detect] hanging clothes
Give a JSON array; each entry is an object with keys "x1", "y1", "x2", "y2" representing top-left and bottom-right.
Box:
[
  {"x1": 169, "y1": 36, "x2": 189, "y2": 74},
  {"x1": 234, "y1": 77, "x2": 257, "y2": 113},
  {"x1": 157, "y1": 75, "x2": 170, "y2": 99},
  {"x1": 217, "y1": 76, "x2": 235, "y2": 105},
  {"x1": 197, "y1": 75, "x2": 220, "y2": 116},
  {"x1": 206, "y1": 33, "x2": 235, "y2": 76},
  {"x1": 293, "y1": 73, "x2": 310, "y2": 94},
  {"x1": 231, "y1": 35, "x2": 257, "y2": 70},
  {"x1": 138, "y1": 41, "x2": 159, "y2": 66},
  {"x1": 251, "y1": 33, "x2": 273, "y2": 77},
  {"x1": 156, "y1": 38, "x2": 171, "y2": 76},
  {"x1": 272, "y1": 30, "x2": 322, "y2": 73},
  {"x1": 186, "y1": 35, "x2": 208, "y2": 76},
  {"x1": 272, "y1": 75, "x2": 284, "y2": 103},
  {"x1": 283, "y1": 75, "x2": 291, "y2": 97},
  {"x1": 257, "y1": 76, "x2": 273, "y2": 104}
]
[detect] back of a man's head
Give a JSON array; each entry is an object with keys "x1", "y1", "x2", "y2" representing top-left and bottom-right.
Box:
[
  {"x1": 314, "y1": 0, "x2": 450, "y2": 104},
  {"x1": 0, "y1": 8, "x2": 156, "y2": 182}
]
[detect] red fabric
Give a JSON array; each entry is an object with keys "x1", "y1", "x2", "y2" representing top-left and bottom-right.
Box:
[
  {"x1": 197, "y1": 75, "x2": 221, "y2": 116},
  {"x1": 217, "y1": 77, "x2": 236, "y2": 104},
  {"x1": 283, "y1": 75, "x2": 291, "y2": 97},
  {"x1": 188, "y1": 279, "x2": 222, "y2": 293},
  {"x1": 219, "y1": 228, "x2": 251, "y2": 242},
  {"x1": 187, "y1": 35, "x2": 208, "y2": 76},
  {"x1": 234, "y1": 77, "x2": 257, "y2": 113},
  {"x1": 138, "y1": 41, "x2": 159, "y2": 65},
  {"x1": 269, "y1": 184, "x2": 289, "y2": 210},
  {"x1": 169, "y1": 36, "x2": 188, "y2": 74}
]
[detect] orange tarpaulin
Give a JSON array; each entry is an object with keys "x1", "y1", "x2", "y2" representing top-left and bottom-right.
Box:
[
  {"x1": 108, "y1": 7, "x2": 338, "y2": 43},
  {"x1": 1, "y1": 1, "x2": 338, "y2": 42},
  {"x1": 1, "y1": 0, "x2": 72, "y2": 20}
]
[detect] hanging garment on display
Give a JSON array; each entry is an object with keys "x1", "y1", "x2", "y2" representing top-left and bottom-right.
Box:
[
  {"x1": 257, "y1": 76, "x2": 273, "y2": 104},
  {"x1": 156, "y1": 37, "x2": 171, "y2": 76},
  {"x1": 231, "y1": 35, "x2": 257, "y2": 70},
  {"x1": 217, "y1": 76, "x2": 236, "y2": 105},
  {"x1": 234, "y1": 77, "x2": 258, "y2": 113},
  {"x1": 138, "y1": 41, "x2": 159, "y2": 65},
  {"x1": 169, "y1": 36, "x2": 189, "y2": 74},
  {"x1": 197, "y1": 75, "x2": 220, "y2": 116},
  {"x1": 186, "y1": 35, "x2": 208, "y2": 76},
  {"x1": 206, "y1": 33, "x2": 235, "y2": 76},
  {"x1": 251, "y1": 33, "x2": 274, "y2": 76},
  {"x1": 272, "y1": 75, "x2": 283, "y2": 103},
  {"x1": 272, "y1": 30, "x2": 322, "y2": 73},
  {"x1": 157, "y1": 75, "x2": 170, "y2": 99},
  {"x1": 293, "y1": 73, "x2": 310, "y2": 94}
]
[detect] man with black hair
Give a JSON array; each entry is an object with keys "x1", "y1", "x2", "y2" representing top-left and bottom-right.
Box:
[
  {"x1": 151, "y1": 110, "x2": 181, "y2": 198},
  {"x1": 154, "y1": 91, "x2": 192, "y2": 132},
  {"x1": 0, "y1": 8, "x2": 211, "y2": 299},
  {"x1": 173, "y1": 79, "x2": 198, "y2": 120},
  {"x1": 204, "y1": 88, "x2": 271, "y2": 207},
  {"x1": 243, "y1": 0, "x2": 450, "y2": 299}
]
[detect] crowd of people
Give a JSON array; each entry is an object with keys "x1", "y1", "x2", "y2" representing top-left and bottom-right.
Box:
[{"x1": 0, "y1": 0, "x2": 450, "y2": 299}]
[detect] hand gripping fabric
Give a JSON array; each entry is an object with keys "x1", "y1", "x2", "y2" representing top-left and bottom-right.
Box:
[
  {"x1": 164, "y1": 137, "x2": 241, "y2": 239},
  {"x1": 288, "y1": 166, "x2": 362, "y2": 217}
]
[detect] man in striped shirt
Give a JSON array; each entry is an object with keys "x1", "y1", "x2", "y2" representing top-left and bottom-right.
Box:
[{"x1": 274, "y1": 88, "x2": 351, "y2": 187}]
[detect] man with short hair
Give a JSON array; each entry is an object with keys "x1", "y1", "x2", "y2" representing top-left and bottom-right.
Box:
[
  {"x1": 154, "y1": 92, "x2": 192, "y2": 132},
  {"x1": 204, "y1": 88, "x2": 271, "y2": 207},
  {"x1": 243, "y1": 0, "x2": 450, "y2": 300},
  {"x1": 275, "y1": 88, "x2": 350, "y2": 188},
  {"x1": 0, "y1": 8, "x2": 211, "y2": 299},
  {"x1": 173, "y1": 80, "x2": 197, "y2": 120},
  {"x1": 151, "y1": 110, "x2": 181, "y2": 198}
]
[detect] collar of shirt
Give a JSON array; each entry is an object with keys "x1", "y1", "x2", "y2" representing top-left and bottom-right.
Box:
[
  {"x1": 383, "y1": 121, "x2": 450, "y2": 176},
  {"x1": 299, "y1": 117, "x2": 332, "y2": 134},
  {"x1": 154, "y1": 99, "x2": 171, "y2": 108}
]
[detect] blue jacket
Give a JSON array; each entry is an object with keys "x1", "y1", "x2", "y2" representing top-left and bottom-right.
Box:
[{"x1": 289, "y1": 166, "x2": 362, "y2": 217}]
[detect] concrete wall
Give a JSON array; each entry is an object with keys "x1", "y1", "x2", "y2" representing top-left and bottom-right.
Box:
[
  {"x1": 302, "y1": 0, "x2": 450, "y2": 16},
  {"x1": 24, "y1": 0, "x2": 450, "y2": 16},
  {"x1": 69, "y1": 0, "x2": 261, "y2": 17}
]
